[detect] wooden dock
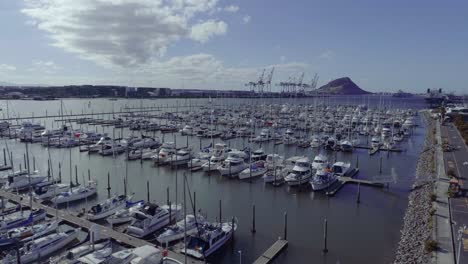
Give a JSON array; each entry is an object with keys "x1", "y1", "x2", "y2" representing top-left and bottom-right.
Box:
[
  {"x1": 0, "y1": 189, "x2": 203, "y2": 264},
  {"x1": 253, "y1": 239, "x2": 288, "y2": 264}
]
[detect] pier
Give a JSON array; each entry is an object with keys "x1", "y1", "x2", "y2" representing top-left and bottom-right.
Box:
[
  {"x1": 0, "y1": 189, "x2": 203, "y2": 264},
  {"x1": 253, "y1": 239, "x2": 288, "y2": 264},
  {"x1": 325, "y1": 169, "x2": 389, "y2": 196}
]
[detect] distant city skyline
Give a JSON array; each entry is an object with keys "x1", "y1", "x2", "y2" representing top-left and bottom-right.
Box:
[{"x1": 0, "y1": 0, "x2": 467, "y2": 94}]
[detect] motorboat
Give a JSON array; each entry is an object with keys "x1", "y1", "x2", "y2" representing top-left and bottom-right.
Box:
[
  {"x1": 51, "y1": 182, "x2": 97, "y2": 205},
  {"x1": 106, "y1": 245, "x2": 167, "y2": 264},
  {"x1": 127, "y1": 148, "x2": 157, "y2": 160},
  {"x1": 181, "y1": 125, "x2": 194, "y2": 136},
  {"x1": 381, "y1": 127, "x2": 392, "y2": 138},
  {"x1": 340, "y1": 140, "x2": 353, "y2": 152},
  {"x1": 156, "y1": 214, "x2": 205, "y2": 244},
  {"x1": 87, "y1": 195, "x2": 129, "y2": 221},
  {"x1": 331, "y1": 161, "x2": 353, "y2": 176},
  {"x1": 77, "y1": 245, "x2": 113, "y2": 264},
  {"x1": 132, "y1": 137, "x2": 160, "y2": 149},
  {"x1": 127, "y1": 203, "x2": 182, "y2": 238},
  {"x1": 262, "y1": 165, "x2": 288, "y2": 185},
  {"x1": 3, "y1": 229, "x2": 78, "y2": 264},
  {"x1": 238, "y1": 161, "x2": 267, "y2": 180},
  {"x1": 182, "y1": 221, "x2": 237, "y2": 259},
  {"x1": 153, "y1": 142, "x2": 176, "y2": 165},
  {"x1": 62, "y1": 240, "x2": 111, "y2": 264},
  {"x1": 310, "y1": 168, "x2": 338, "y2": 191},
  {"x1": 284, "y1": 157, "x2": 312, "y2": 186},
  {"x1": 265, "y1": 154, "x2": 284, "y2": 169},
  {"x1": 371, "y1": 136, "x2": 381, "y2": 149},
  {"x1": 169, "y1": 149, "x2": 192, "y2": 166},
  {"x1": 99, "y1": 143, "x2": 127, "y2": 156},
  {"x1": 106, "y1": 200, "x2": 144, "y2": 225},
  {"x1": 251, "y1": 149, "x2": 267, "y2": 161},
  {"x1": 201, "y1": 155, "x2": 224, "y2": 172},
  {"x1": 87, "y1": 137, "x2": 113, "y2": 153},
  {"x1": 217, "y1": 157, "x2": 247, "y2": 177},
  {"x1": 311, "y1": 154, "x2": 328, "y2": 170}
]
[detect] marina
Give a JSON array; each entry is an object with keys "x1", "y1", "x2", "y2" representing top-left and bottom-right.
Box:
[{"x1": 0, "y1": 97, "x2": 427, "y2": 263}]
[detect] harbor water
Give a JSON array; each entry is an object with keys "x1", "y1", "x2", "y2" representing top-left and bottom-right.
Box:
[{"x1": 0, "y1": 96, "x2": 427, "y2": 263}]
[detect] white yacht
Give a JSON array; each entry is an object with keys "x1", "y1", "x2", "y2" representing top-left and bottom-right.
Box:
[
  {"x1": 4, "y1": 172, "x2": 47, "y2": 191},
  {"x1": 182, "y1": 221, "x2": 237, "y2": 259},
  {"x1": 33, "y1": 182, "x2": 70, "y2": 201},
  {"x1": 107, "y1": 245, "x2": 175, "y2": 264},
  {"x1": 238, "y1": 161, "x2": 267, "y2": 180},
  {"x1": 371, "y1": 136, "x2": 381, "y2": 149},
  {"x1": 6, "y1": 220, "x2": 59, "y2": 242},
  {"x1": 77, "y1": 246, "x2": 113, "y2": 264},
  {"x1": 217, "y1": 157, "x2": 247, "y2": 177},
  {"x1": 87, "y1": 137, "x2": 113, "y2": 153},
  {"x1": 310, "y1": 168, "x2": 337, "y2": 191},
  {"x1": 99, "y1": 143, "x2": 127, "y2": 156},
  {"x1": 340, "y1": 140, "x2": 353, "y2": 152},
  {"x1": 251, "y1": 149, "x2": 267, "y2": 161},
  {"x1": 284, "y1": 157, "x2": 312, "y2": 186},
  {"x1": 201, "y1": 155, "x2": 224, "y2": 172},
  {"x1": 311, "y1": 154, "x2": 328, "y2": 170},
  {"x1": 181, "y1": 125, "x2": 194, "y2": 135},
  {"x1": 331, "y1": 162, "x2": 353, "y2": 176},
  {"x1": 127, "y1": 203, "x2": 182, "y2": 238},
  {"x1": 51, "y1": 182, "x2": 97, "y2": 205},
  {"x1": 4, "y1": 229, "x2": 78, "y2": 264},
  {"x1": 169, "y1": 149, "x2": 192, "y2": 166},
  {"x1": 262, "y1": 164, "x2": 288, "y2": 185},
  {"x1": 156, "y1": 214, "x2": 205, "y2": 244},
  {"x1": 106, "y1": 200, "x2": 144, "y2": 225},
  {"x1": 62, "y1": 240, "x2": 111, "y2": 264},
  {"x1": 87, "y1": 195, "x2": 129, "y2": 221},
  {"x1": 0, "y1": 169, "x2": 29, "y2": 184},
  {"x1": 127, "y1": 148, "x2": 157, "y2": 160},
  {"x1": 153, "y1": 142, "x2": 176, "y2": 165},
  {"x1": 132, "y1": 137, "x2": 160, "y2": 149}
]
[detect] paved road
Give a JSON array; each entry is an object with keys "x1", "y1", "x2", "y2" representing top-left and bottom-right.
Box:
[{"x1": 442, "y1": 123, "x2": 468, "y2": 263}]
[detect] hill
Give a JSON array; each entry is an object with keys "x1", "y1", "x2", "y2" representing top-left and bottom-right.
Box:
[{"x1": 317, "y1": 77, "x2": 371, "y2": 95}]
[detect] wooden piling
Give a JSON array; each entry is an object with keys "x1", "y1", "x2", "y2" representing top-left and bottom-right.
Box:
[
  {"x1": 284, "y1": 212, "x2": 288, "y2": 240},
  {"x1": 323, "y1": 219, "x2": 328, "y2": 253},
  {"x1": 251, "y1": 204, "x2": 256, "y2": 233},
  {"x1": 357, "y1": 183, "x2": 361, "y2": 204}
]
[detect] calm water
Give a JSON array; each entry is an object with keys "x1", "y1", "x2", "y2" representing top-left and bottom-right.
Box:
[{"x1": 0, "y1": 96, "x2": 427, "y2": 264}]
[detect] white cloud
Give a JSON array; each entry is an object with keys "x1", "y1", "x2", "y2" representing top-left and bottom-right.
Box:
[
  {"x1": 242, "y1": 15, "x2": 251, "y2": 24},
  {"x1": 224, "y1": 5, "x2": 239, "y2": 13},
  {"x1": 22, "y1": 0, "x2": 227, "y2": 68},
  {"x1": 190, "y1": 20, "x2": 227, "y2": 43},
  {"x1": 29, "y1": 60, "x2": 61, "y2": 74},
  {"x1": 0, "y1": 64, "x2": 16, "y2": 71},
  {"x1": 319, "y1": 50, "x2": 335, "y2": 60},
  {"x1": 133, "y1": 53, "x2": 309, "y2": 88}
]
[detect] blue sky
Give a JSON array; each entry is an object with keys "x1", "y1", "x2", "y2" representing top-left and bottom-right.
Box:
[{"x1": 0, "y1": 0, "x2": 467, "y2": 93}]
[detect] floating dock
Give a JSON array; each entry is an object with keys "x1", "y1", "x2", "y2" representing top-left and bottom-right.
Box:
[
  {"x1": 0, "y1": 189, "x2": 203, "y2": 264},
  {"x1": 325, "y1": 168, "x2": 387, "y2": 196},
  {"x1": 253, "y1": 239, "x2": 288, "y2": 264}
]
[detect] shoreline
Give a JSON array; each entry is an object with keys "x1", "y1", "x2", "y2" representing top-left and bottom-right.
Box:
[{"x1": 394, "y1": 111, "x2": 436, "y2": 263}]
